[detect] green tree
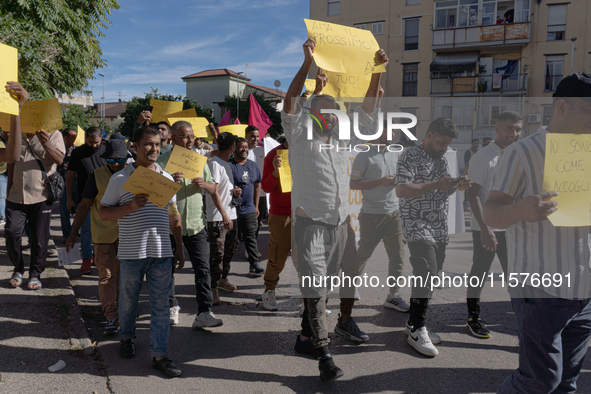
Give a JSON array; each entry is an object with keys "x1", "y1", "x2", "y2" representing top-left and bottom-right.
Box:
[
  {"x1": 0, "y1": 0, "x2": 120, "y2": 100},
  {"x1": 61, "y1": 104, "x2": 97, "y2": 131},
  {"x1": 118, "y1": 88, "x2": 213, "y2": 137},
  {"x1": 223, "y1": 92, "x2": 283, "y2": 140}
]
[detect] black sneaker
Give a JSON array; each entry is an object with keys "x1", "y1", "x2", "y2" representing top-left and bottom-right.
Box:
[
  {"x1": 294, "y1": 335, "x2": 318, "y2": 358},
  {"x1": 119, "y1": 338, "x2": 135, "y2": 358},
  {"x1": 152, "y1": 357, "x2": 182, "y2": 378},
  {"x1": 466, "y1": 316, "x2": 491, "y2": 339},
  {"x1": 249, "y1": 263, "x2": 265, "y2": 277},
  {"x1": 334, "y1": 314, "x2": 369, "y2": 342},
  {"x1": 318, "y1": 355, "x2": 344, "y2": 384}
]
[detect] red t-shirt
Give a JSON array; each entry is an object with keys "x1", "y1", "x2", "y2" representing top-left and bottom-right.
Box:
[{"x1": 261, "y1": 145, "x2": 291, "y2": 216}]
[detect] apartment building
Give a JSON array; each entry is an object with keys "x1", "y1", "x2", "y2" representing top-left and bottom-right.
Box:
[{"x1": 310, "y1": 0, "x2": 590, "y2": 153}]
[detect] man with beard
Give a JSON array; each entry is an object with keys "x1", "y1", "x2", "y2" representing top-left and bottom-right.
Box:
[
  {"x1": 67, "y1": 126, "x2": 107, "y2": 274},
  {"x1": 465, "y1": 111, "x2": 522, "y2": 338},
  {"x1": 282, "y1": 38, "x2": 388, "y2": 383},
  {"x1": 395, "y1": 117, "x2": 470, "y2": 357}
]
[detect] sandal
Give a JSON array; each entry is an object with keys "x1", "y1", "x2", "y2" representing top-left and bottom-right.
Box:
[
  {"x1": 10, "y1": 272, "x2": 23, "y2": 288},
  {"x1": 27, "y1": 278, "x2": 42, "y2": 290}
]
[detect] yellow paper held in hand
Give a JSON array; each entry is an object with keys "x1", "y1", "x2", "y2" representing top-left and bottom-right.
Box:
[
  {"x1": 304, "y1": 79, "x2": 316, "y2": 95},
  {"x1": 304, "y1": 19, "x2": 386, "y2": 75},
  {"x1": 165, "y1": 145, "x2": 208, "y2": 180},
  {"x1": 542, "y1": 133, "x2": 591, "y2": 227},
  {"x1": 20, "y1": 99, "x2": 63, "y2": 134},
  {"x1": 122, "y1": 166, "x2": 182, "y2": 209},
  {"x1": 323, "y1": 71, "x2": 370, "y2": 102},
  {"x1": 0, "y1": 43, "x2": 19, "y2": 116},
  {"x1": 167, "y1": 117, "x2": 209, "y2": 138},
  {"x1": 218, "y1": 125, "x2": 246, "y2": 138},
  {"x1": 165, "y1": 108, "x2": 197, "y2": 122},
  {"x1": 277, "y1": 149, "x2": 292, "y2": 193},
  {"x1": 74, "y1": 125, "x2": 85, "y2": 147},
  {"x1": 150, "y1": 99, "x2": 183, "y2": 123}
]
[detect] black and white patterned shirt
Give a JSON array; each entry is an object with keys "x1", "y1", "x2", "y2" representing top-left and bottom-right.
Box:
[{"x1": 395, "y1": 144, "x2": 450, "y2": 244}]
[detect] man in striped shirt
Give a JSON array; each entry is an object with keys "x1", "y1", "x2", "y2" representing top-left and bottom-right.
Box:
[
  {"x1": 484, "y1": 73, "x2": 591, "y2": 393},
  {"x1": 99, "y1": 125, "x2": 184, "y2": 378}
]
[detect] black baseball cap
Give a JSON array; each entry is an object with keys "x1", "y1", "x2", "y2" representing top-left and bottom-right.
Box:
[
  {"x1": 217, "y1": 132, "x2": 238, "y2": 150},
  {"x1": 101, "y1": 139, "x2": 130, "y2": 159},
  {"x1": 553, "y1": 73, "x2": 591, "y2": 102}
]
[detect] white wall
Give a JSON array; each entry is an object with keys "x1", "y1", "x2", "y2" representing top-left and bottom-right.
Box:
[{"x1": 185, "y1": 76, "x2": 247, "y2": 121}]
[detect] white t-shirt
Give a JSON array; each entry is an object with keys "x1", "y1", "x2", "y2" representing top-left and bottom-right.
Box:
[
  {"x1": 207, "y1": 156, "x2": 237, "y2": 222},
  {"x1": 467, "y1": 141, "x2": 503, "y2": 232},
  {"x1": 100, "y1": 163, "x2": 176, "y2": 260},
  {"x1": 247, "y1": 146, "x2": 266, "y2": 197}
]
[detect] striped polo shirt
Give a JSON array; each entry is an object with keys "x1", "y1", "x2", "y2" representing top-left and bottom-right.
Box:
[
  {"x1": 100, "y1": 163, "x2": 176, "y2": 260},
  {"x1": 490, "y1": 127, "x2": 591, "y2": 299}
]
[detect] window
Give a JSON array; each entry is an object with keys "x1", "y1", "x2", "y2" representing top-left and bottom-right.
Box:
[
  {"x1": 327, "y1": 0, "x2": 340, "y2": 16},
  {"x1": 481, "y1": 0, "x2": 496, "y2": 26},
  {"x1": 354, "y1": 23, "x2": 366, "y2": 30},
  {"x1": 372, "y1": 21, "x2": 384, "y2": 35},
  {"x1": 515, "y1": 0, "x2": 531, "y2": 23},
  {"x1": 405, "y1": 19, "x2": 419, "y2": 50},
  {"x1": 435, "y1": 0, "x2": 478, "y2": 29},
  {"x1": 402, "y1": 63, "x2": 418, "y2": 96},
  {"x1": 547, "y1": 4, "x2": 567, "y2": 41},
  {"x1": 545, "y1": 56, "x2": 564, "y2": 91},
  {"x1": 406, "y1": 0, "x2": 420, "y2": 5}
]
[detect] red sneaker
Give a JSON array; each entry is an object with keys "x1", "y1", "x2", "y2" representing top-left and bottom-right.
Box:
[{"x1": 80, "y1": 258, "x2": 92, "y2": 275}]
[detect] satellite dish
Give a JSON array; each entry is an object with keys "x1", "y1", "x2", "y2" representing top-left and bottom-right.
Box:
[{"x1": 274, "y1": 80, "x2": 281, "y2": 88}]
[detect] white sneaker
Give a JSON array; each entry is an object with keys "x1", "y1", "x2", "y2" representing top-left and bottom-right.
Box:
[
  {"x1": 262, "y1": 290, "x2": 278, "y2": 311},
  {"x1": 407, "y1": 327, "x2": 439, "y2": 357},
  {"x1": 192, "y1": 311, "x2": 223, "y2": 329},
  {"x1": 298, "y1": 304, "x2": 332, "y2": 317},
  {"x1": 404, "y1": 321, "x2": 441, "y2": 344},
  {"x1": 383, "y1": 294, "x2": 410, "y2": 312},
  {"x1": 354, "y1": 288, "x2": 361, "y2": 300},
  {"x1": 169, "y1": 306, "x2": 180, "y2": 325}
]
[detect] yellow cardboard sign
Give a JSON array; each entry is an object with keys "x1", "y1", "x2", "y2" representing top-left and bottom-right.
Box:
[
  {"x1": 74, "y1": 125, "x2": 85, "y2": 146},
  {"x1": 20, "y1": 99, "x2": 63, "y2": 134},
  {"x1": 304, "y1": 79, "x2": 316, "y2": 95},
  {"x1": 277, "y1": 149, "x2": 292, "y2": 193},
  {"x1": 542, "y1": 134, "x2": 591, "y2": 227},
  {"x1": 166, "y1": 117, "x2": 209, "y2": 138},
  {"x1": 165, "y1": 108, "x2": 197, "y2": 123},
  {"x1": 0, "y1": 43, "x2": 19, "y2": 116},
  {"x1": 164, "y1": 145, "x2": 208, "y2": 179},
  {"x1": 323, "y1": 71, "x2": 369, "y2": 102},
  {"x1": 218, "y1": 125, "x2": 246, "y2": 138},
  {"x1": 304, "y1": 19, "x2": 386, "y2": 75},
  {"x1": 150, "y1": 99, "x2": 183, "y2": 123},
  {"x1": 122, "y1": 165, "x2": 182, "y2": 209}
]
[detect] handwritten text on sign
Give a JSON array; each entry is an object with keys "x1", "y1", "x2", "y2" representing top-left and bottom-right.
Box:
[
  {"x1": 304, "y1": 19, "x2": 386, "y2": 76},
  {"x1": 165, "y1": 145, "x2": 208, "y2": 180},
  {"x1": 323, "y1": 70, "x2": 370, "y2": 103},
  {"x1": 277, "y1": 149, "x2": 292, "y2": 193},
  {"x1": 0, "y1": 43, "x2": 19, "y2": 116},
  {"x1": 122, "y1": 166, "x2": 181, "y2": 209},
  {"x1": 543, "y1": 134, "x2": 591, "y2": 227}
]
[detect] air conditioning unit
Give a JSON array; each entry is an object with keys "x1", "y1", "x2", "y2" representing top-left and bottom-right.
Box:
[{"x1": 528, "y1": 114, "x2": 542, "y2": 123}]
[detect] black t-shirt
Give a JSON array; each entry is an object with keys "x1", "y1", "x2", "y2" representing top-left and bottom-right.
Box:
[{"x1": 68, "y1": 144, "x2": 107, "y2": 203}]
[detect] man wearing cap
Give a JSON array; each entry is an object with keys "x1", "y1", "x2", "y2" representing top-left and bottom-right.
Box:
[
  {"x1": 484, "y1": 73, "x2": 591, "y2": 393},
  {"x1": 206, "y1": 132, "x2": 240, "y2": 305},
  {"x1": 65, "y1": 139, "x2": 129, "y2": 335}
]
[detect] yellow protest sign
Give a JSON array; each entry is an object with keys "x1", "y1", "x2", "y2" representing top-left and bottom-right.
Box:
[
  {"x1": 323, "y1": 71, "x2": 369, "y2": 102},
  {"x1": 0, "y1": 43, "x2": 19, "y2": 116},
  {"x1": 166, "y1": 117, "x2": 209, "y2": 138},
  {"x1": 304, "y1": 19, "x2": 386, "y2": 75},
  {"x1": 20, "y1": 99, "x2": 62, "y2": 133},
  {"x1": 164, "y1": 145, "x2": 208, "y2": 180},
  {"x1": 165, "y1": 108, "x2": 197, "y2": 123},
  {"x1": 277, "y1": 149, "x2": 292, "y2": 193},
  {"x1": 305, "y1": 79, "x2": 316, "y2": 95},
  {"x1": 74, "y1": 125, "x2": 85, "y2": 146},
  {"x1": 0, "y1": 113, "x2": 11, "y2": 131},
  {"x1": 218, "y1": 125, "x2": 246, "y2": 138},
  {"x1": 150, "y1": 99, "x2": 183, "y2": 123},
  {"x1": 542, "y1": 134, "x2": 591, "y2": 227},
  {"x1": 122, "y1": 166, "x2": 182, "y2": 209}
]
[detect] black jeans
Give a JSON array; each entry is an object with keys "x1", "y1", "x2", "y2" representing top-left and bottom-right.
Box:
[
  {"x1": 237, "y1": 212, "x2": 259, "y2": 265},
  {"x1": 169, "y1": 229, "x2": 213, "y2": 314},
  {"x1": 467, "y1": 230, "x2": 508, "y2": 317},
  {"x1": 408, "y1": 240, "x2": 447, "y2": 330},
  {"x1": 5, "y1": 200, "x2": 52, "y2": 279}
]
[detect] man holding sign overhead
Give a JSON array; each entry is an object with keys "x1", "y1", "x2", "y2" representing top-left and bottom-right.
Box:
[
  {"x1": 484, "y1": 73, "x2": 591, "y2": 393},
  {"x1": 99, "y1": 125, "x2": 184, "y2": 378}
]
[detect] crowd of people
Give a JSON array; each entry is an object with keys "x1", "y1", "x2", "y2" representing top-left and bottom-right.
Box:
[{"x1": 3, "y1": 40, "x2": 591, "y2": 390}]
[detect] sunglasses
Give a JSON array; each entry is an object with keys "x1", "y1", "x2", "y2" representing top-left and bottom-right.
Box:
[{"x1": 106, "y1": 158, "x2": 126, "y2": 164}]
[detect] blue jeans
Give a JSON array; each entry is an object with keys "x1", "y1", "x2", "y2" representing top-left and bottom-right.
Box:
[
  {"x1": 498, "y1": 287, "x2": 591, "y2": 393},
  {"x1": 0, "y1": 173, "x2": 7, "y2": 219},
  {"x1": 80, "y1": 212, "x2": 93, "y2": 260},
  {"x1": 118, "y1": 257, "x2": 172, "y2": 358},
  {"x1": 59, "y1": 192, "x2": 72, "y2": 239}
]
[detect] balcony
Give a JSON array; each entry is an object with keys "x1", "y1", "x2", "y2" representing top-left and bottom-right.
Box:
[
  {"x1": 432, "y1": 22, "x2": 530, "y2": 50},
  {"x1": 430, "y1": 74, "x2": 528, "y2": 96}
]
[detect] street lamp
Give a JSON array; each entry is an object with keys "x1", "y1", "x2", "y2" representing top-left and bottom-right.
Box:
[
  {"x1": 571, "y1": 37, "x2": 577, "y2": 75},
  {"x1": 236, "y1": 72, "x2": 244, "y2": 122},
  {"x1": 98, "y1": 73, "x2": 105, "y2": 131}
]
